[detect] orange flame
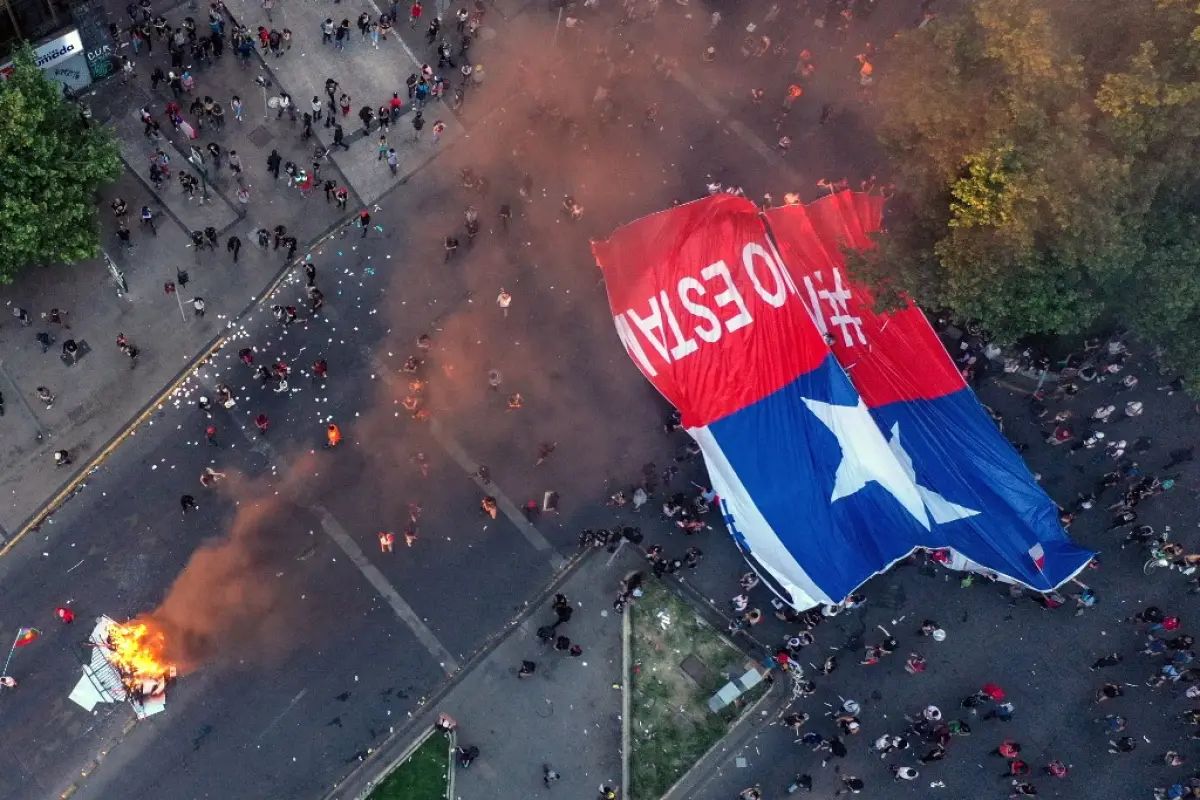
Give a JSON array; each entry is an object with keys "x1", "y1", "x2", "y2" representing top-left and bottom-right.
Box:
[{"x1": 106, "y1": 619, "x2": 177, "y2": 688}]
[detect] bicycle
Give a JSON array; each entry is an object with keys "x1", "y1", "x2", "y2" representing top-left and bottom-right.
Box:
[{"x1": 1145, "y1": 548, "x2": 1198, "y2": 576}]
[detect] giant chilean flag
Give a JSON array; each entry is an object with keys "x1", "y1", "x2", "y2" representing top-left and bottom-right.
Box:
[{"x1": 592, "y1": 192, "x2": 1092, "y2": 608}]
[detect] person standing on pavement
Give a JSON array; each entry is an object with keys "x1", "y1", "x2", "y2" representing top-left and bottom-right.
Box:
[
  {"x1": 261, "y1": 0, "x2": 273, "y2": 22},
  {"x1": 359, "y1": 209, "x2": 371, "y2": 237},
  {"x1": 35, "y1": 387, "x2": 54, "y2": 408},
  {"x1": 206, "y1": 141, "x2": 222, "y2": 172},
  {"x1": 332, "y1": 123, "x2": 349, "y2": 150},
  {"x1": 228, "y1": 150, "x2": 243, "y2": 183},
  {"x1": 409, "y1": 0, "x2": 422, "y2": 27},
  {"x1": 116, "y1": 223, "x2": 133, "y2": 248},
  {"x1": 227, "y1": 235, "x2": 242, "y2": 262},
  {"x1": 387, "y1": 148, "x2": 398, "y2": 175},
  {"x1": 267, "y1": 149, "x2": 281, "y2": 179},
  {"x1": 192, "y1": 297, "x2": 206, "y2": 317},
  {"x1": 411, "y1": 110, "x2": 424, "y2": 140},
  {"x1": 231, "y1": 95, "x2": 243, "y2": 122},
  {"x1": 140, "y1": 205, "x2": 156, "y2": 234},
  {"x1": 277, "y1": 92, "x2": 294, "y2": 121}
]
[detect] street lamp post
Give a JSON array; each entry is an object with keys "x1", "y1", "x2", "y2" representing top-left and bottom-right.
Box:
[
  {"x1": 256, "y1": 75, "x2": 272, "y2": 120},
  {"x1": 188, "y1": 146, "x2": 211, "y2": 205}
]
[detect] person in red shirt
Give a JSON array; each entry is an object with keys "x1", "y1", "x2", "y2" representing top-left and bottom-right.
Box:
[
  {"x1": 56, "y1": 607, "x2": 75, "y2": 624},
  {"x1": 409, "y1": 0, "x2": 422, "y2": 27},
  {"x1": 255, "y1": 414, "x2": 269, "y2": 436}
]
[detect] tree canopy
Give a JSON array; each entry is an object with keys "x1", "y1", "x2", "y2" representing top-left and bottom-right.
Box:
[
  {"x1": 857, "y1": 0, "x2": 1200, "y2": 380},
  {"x1": 0, "y1": 45, "x2": 121, "y2": 283}
]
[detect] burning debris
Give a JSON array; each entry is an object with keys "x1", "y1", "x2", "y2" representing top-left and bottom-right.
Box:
[
  {"x1": 105, "y1": 618, "x2": 177, "y2": 694},
  {"x1": 68, "y1": 616, "x2": 177, "y2": 719}
]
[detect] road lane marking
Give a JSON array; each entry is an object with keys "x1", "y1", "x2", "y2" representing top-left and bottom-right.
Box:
[
  {"x1": 313, "y1": 504, "x2": 460, "y2": 674},
  {"x1": 426, "y1": 418, "x2": 568, "y2": 570},
  {"x1": 670, "y1": 67, "x2": 804, "y2": 184},
  {"x1": 255, "y1": 688, "x2": 308, "y2": 740},
  {"x1": 360, "y1": 345, "x2": 567, "y2": 570},
  {"x1": 191, "y1": 374, "x2": 461, "y2": 676}
]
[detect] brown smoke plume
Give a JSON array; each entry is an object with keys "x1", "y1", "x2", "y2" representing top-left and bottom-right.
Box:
[{"x1": 138, "y1": 453, "x2": 320, "y2": 672}]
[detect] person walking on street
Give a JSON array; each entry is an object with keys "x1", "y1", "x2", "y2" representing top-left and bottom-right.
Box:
[
  {"x1": 35, "y1": 387, "x2": 54, "y2": 408},
  {"x1": 359, "y1": 209, "x2": 371, "y2": 237},
  {"x1": 227, "y1": 235, "x2": 242, "y2": 262},
  {"x1": 411, "y1": 110, "x2": 424, "y2": 140},
  {"x1": 387, "y1": 148, "x2": 398, "y2": 175},
  {"x1": 267, "y1": 149, "x2": 281, "y2": 178},
  {"x1": 192, "y1": 297, "x2": 206, "y2": 317},
  {"x1": 140, "y1": 205, "x2": 156, "y2": 234}
]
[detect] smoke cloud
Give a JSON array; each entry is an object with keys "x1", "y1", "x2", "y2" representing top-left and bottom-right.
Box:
[{"x1": 139, "y1": 454, "x2": 321, "y2": 672}]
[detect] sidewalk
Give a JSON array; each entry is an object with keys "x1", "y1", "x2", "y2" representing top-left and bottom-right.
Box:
[
  {"x1": 0, "y1": 0, "x2": 398, "y2": 537},
  {"x1": 330, "y1": 547, "x2": 633, "y2": 800},
  {"x1": 228, "y1": 0, "x2": 467, "y2": 206}
]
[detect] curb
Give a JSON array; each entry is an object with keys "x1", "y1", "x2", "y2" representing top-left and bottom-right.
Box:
[
  {"x1": 0, "y1": 334, "x2": 225, "y2": 557},
  {"x1": 322, "y1": 549, "x2": 592, "y2": 800},
  {"x1": 657, "y1": 677, "x2": 781, "y2": 800},
  {"x1": 348, "y1": 724, "x2": 454, "y2": 800},
  {"x1": 621, "y1": 608, "x2": 631, "y2": 800},
  {"x1": 0, "y1": 191, "x2": 354, "y2": 559}
]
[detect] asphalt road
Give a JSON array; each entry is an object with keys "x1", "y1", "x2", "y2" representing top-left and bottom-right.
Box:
[
  {"x1": 0, "y1": 7, "x2": 768, "y2": 795},
  {"x1": 7, "y1": 2, "x2": 1183, "y2": 800}
]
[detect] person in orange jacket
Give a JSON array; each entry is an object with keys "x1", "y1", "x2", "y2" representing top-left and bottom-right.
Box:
[{"x1": 326, "y1": 423, "x2": 342, "y2": 448}]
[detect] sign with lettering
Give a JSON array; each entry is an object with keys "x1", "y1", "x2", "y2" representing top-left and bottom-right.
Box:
[{"x1": 0, "y1": 30, "x2": 85, "y2": 77}]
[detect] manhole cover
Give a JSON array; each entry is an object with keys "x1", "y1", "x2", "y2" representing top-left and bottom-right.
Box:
[{"x1": 247, "y1": 125, "x2": 274, "y2": 147}]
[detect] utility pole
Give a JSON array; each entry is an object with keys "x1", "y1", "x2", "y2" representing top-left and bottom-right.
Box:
[{"x1": 164, "y1": 280, "x2": 186, "y2": 321}]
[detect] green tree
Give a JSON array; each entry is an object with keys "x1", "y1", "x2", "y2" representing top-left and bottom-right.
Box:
[
  {"x1": 858, "y1": 0, "x2": 1200, "y2": 383},
  {"x1": 0, "y1": 44, "x2": 121, "y2": 283}
]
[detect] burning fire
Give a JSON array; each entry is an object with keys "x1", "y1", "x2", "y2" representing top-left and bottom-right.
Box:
[{"x1": 106, "y1": 619, "x2": 177, "y2": 690}]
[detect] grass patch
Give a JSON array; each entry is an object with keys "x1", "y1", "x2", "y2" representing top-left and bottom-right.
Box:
[
  {"x1": 629, "y1": 577, "x2": 766, "y2": 800},
  {"x1": 368, "y1": 731, "x2": 451, "y2": 800}
]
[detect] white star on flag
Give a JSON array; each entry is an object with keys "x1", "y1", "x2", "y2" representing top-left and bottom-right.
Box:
[
  {"x1": 802, "y1": 397, "x2": 930, "y2": 528},
  {"x1": 886, "y1": 422, "x2": 982, "y2": 524}
]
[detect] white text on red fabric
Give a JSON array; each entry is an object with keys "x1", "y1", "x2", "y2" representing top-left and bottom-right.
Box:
[{"x1": 613, "y1": 242, "x2": 852, "y2": 378}]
